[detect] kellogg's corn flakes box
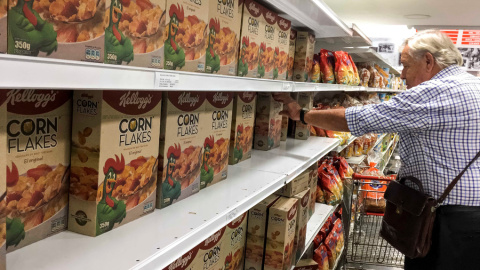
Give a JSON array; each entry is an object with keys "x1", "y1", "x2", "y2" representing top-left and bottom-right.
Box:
[
  {"x1": 0, "y1": 92, "x2": 6, "y2": 268},
  {"x1": 286, "y1": 30, "x2": 296, "y2": 81},
  {"x1": 205, "y1": 0, "x2": 240, "y2": 75},
  {"x1": 8, "y1": 0, "x2": 105, "y2": 61},
  {"x1": 0, "y1": 0, "x2": 6, "y2": 53},
  {"x1": 201, "y1": 92, "x2": 233, "y2": 189},
  {"x1": 222, "y1": 212, "x2": 247, "y2": 270},
  {"x1": 237, "y1": 0, "x2": 263, "y2": 78},
  {"x1": 293, "y1": 31, "x2": 315, "y2": 82},
  {"x1": 194, "y1": 227, "x2": 225, "y2": 270},
  {"x1": 229, "y1": 91, "x2": 256, "y2": 165},
  {"x1": 105, "y1": 0, "x2": 167, "y2": 68},
  {"x1": 293, "y1": 188, "x2": 310, "y2": 261},
  {"x1": 158, "y1": 91, "x2": 205, "y2": 208},
  {"x1": 254, "y1": 92, "x2": 282, "y2": 151},
  {"x1": 257, "y1": 7, "x2": 275, "y2": 79},
  {"x1": 274, "y1": 15, "x2": 290, "y2": 81},
  {"x1": 164, "y1": 0, "x2": 209, "y2": 72},
  {"x1": 68, "y1": 90, "x2": 161, "y2": 236},
  {"x1": 6, "y1": 90, "x2": 71, "y2": 250}
]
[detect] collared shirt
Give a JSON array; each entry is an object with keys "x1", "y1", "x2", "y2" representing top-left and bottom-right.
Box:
[{"x1": 345, "y1": 65, "x2": 480, "y2": 206}]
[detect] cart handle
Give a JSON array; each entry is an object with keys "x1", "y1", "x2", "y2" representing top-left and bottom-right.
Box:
[{"x1": 352, "y1": 173, "x2": 396, "y2": 181}]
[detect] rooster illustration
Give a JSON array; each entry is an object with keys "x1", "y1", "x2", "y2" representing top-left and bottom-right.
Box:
[
  {"x1": 237, "y1": 36, "x2": 249, "y2": 77},
  {"x1": 162, "y1": 144, "x2": 182, "y2": 207},
  {"x1": 233, "y1": 124, "x2": 244, "y2": 163},
  {"x1": 257, "y1": 42, "x2": 266, "y2": 78},
  {"x1": 164, "y1": 4, "x2": 185, "y2": 70},
  {"x1": 105, "y1": 0, "x2": 134, "y2": 64},
  {"x1": 205, "y1": 18, "x2": 220, "y2": 73},
  {"x1": 200, "y1": 136, "x2": 214, "y2": 188},
  {"x1": 273, "y1": 47, "x2": 279, "y2": 79},
  {"x1": 6, "y1": 162, "x2": 25, "y2": 248},
  {"x1": 224, "y1": 252, "x2": 233, "y2": 270}
]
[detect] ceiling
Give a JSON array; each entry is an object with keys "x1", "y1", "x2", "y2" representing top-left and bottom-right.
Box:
[{"x1": 322, "y1": 0, "x2": 480, "y2": 27}]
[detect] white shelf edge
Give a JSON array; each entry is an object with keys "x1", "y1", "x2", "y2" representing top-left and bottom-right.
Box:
[
  {"x1": 380, "y1": 137, "x2": 399, "y2": 172},
  {"x1": 345, "y1": 155, "x2": 366, "y2": 165},
  {"x1": 333, "y1": 136, "x2": 357, "y2": 153}
]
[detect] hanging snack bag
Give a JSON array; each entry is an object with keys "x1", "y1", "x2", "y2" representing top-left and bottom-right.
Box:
[
  {"x1": 360, "y1": 68, "x2": 370, "y2": 87},
  {"x1": 318, "y1": 169, "x2": 340, "y2": 205},
  {"x1": 316, "y1": 185, "x2": 325, "y2": 203},
  {"x1": 313, "y1": 244, "x2": 330, "y2": 270},
  {"x1": 320, "y1": 49, "x2": 335, "y2": 83},
  {"x1": 333, "y1": 219, "x2": 344, "y2": 251},
  {"x1": 311, "y1": 53, "x2": 321, "y2": 83},
  {"x1": 348, "y1": 54, "x2": 360, "y2": 86},
  {"x1": 324, "y1": 232, "x2": 337, "y2": 267}
]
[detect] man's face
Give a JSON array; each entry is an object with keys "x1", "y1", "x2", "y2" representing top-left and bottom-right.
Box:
[{"x1": 400, "y1": 45, "x2": 431, "y2": 89}]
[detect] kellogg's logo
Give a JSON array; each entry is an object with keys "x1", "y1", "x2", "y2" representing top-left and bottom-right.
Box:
[
  {"x1": 247, "y1": 1, "x2": 260, "y2": 16},
  {"x1": 7, "y1": 89, "x2": 57, "y2": 108},
  {"x1": 278, "y1": 18, "x2": 290, "y2": 30},
  {"x1": 213, "y1": 92, "x2": 229, "y2": 105},
  {"x1": 178, "y1": 92, "x2": 200, "y2": 107},
  {"x1": 290, "y1": 30, "x2": 297, "y2": 40},
  {"x1": 288, "y1": 204, "x2": 297, "y2": 220},
  {"x1": 164, "y1": 246, "x2": 199, "y2": 270},
  {"x1": 119, "y1": 91, "x2": 153, "y2": 109},
  {"x1": 104, "y1": 91, "x2": 162, "y2": 115},
  {"x1": 239, "y1": 92, "x2": 256, "y2": 103},
  {"x1": 301, "y1": 191, "x2": 310, "y2": 206},
  {"x1": 202, "y1": 228, "x2": 225, "y2": 249},
  {"x1": 6, "y1": 90, "x2": 71, "y2": 115},
  {"x1": 265, "y1": 11, "x2": 276, "y2": 24},
  {"x1": 207, "y1": 92, "x2": 232, "y2": 108}
]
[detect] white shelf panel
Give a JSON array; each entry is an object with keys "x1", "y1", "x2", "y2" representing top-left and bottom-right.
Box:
[
  {"x1": 344, "y1": 48, "x2": 401, "y2": 75},
  {"x1": 0, "y1": 54, "x2": 292, "y2": 92},
  {"x1": 7, "y1": 137, "x2": 339, "y2": 270},
  {"x1": 315, "y1": 24, "x2": 372, "y2": 51},
  {"x1": 333, "y1": 136, "x2": 356, "y2": 153},
  {"x1": 345, "y1": 155, "x2": 366, "y2": 165}
]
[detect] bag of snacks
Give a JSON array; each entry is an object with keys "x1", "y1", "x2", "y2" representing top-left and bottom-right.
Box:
[
  {"x1": 320, "y1": 49, "x2": 335, "y2": 83},
  {"x1": 312, "y1": 54, "x2": 321, "y2": 83},
  {"x1": 313, "y1": 244, "x2": 330, "y2": 270},
  {"x1": 334, "y1": 51, "x2": 353, "y2": 85},
  {"x1": 360, "y1": 68, "x2": 370, "y2": 87},
  {"x1": 318, "y1": 170, "x2": 340, "y2": 205},
  {"x1": 348, "y1": 54, "x2": 360, "y2": 86},
  {"x1": 333, "y1": 219, "x2": 344, "y2": 250},
  {"x1": 324, "y1": 232, "x2": 338, "y2": 267},
  {"x1": 353, "y1": 138, "x2": 364, "y2": 157},
  {"x1": 316, "y1": 185, "x2": 325, "y2": 203}
]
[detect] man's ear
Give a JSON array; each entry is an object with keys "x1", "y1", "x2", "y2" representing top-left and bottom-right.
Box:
[{"x1": 425, "y1": 52, "x2": 435, "y2": 72}]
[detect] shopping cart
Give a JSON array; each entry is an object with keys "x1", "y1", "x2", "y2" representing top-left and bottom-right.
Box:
[{"x1": 345, "y1": 173, "x2": 404, "y2": 269}]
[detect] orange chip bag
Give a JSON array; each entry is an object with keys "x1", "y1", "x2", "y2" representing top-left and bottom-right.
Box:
[
  {"x1": 313, "y1": 244, "x2": 330, "y2": 270},
  {"x1": 320, "y1": 49, "x2": 335, "y2": 83}
]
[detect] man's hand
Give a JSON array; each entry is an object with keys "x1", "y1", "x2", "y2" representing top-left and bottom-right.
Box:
[{"x1": 272, "y1": 92, "x2": 301, "y2": 121}]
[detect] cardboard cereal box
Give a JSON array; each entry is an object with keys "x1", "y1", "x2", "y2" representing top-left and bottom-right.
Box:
[
  {"x1": 257, "y1": 7, "x2": 276, "y2": 79},
  {"x1": 158, "y1": 91, "x2": 205, "y2": 208},
  {"x1": 237, "y1": 0, "x2": 263, "y2": 78},
  {"x1": 6, "y1": 90, "x2": 71, "y2": 250},
  {"x1": 164, "y1": 0, "x2": 209, "y2": 72},
  {"x1": 254, "y1": 92, "x2": 282, "y2": 151},
  {"x1": 307, "y1": 164, "x2": 318, "y2": 220},
  {"x1": 68, "y1": 90, "x2": 160, "y2": 237},
  {"x1": 0, "y1": 0, "x2": 6, "y2": 53},
  {"x1": 286, "y1": 29, "x2": 296, "y2": 81},
  {"x1": 228, "y1": 92, "x2": 256, "y2": 165},
  {"x1": 274, "y1": 15, "x2": 290, "y2": 81},
  {"x1": 245, "y1": 194, "x2": 279, "y2": 270},
  {"x1": 222, "y1": 212, "x2": 247, "y2": 270},
  {"x1": 194, "y1": 227, "x2": 226, "y2": 270},
  {"x1": 280, "y1": 115, "x2": 288, "y2": 141},
  {"x1": 293, "y1": 189, "x2": 310, "y2": 261},
  {"x1": 264, "y1": 196, "x2": 297, "y2": 270},
  {"x1": 293, "y1": 259, "x2": 318, "y2": 270},
  {"x1": 275, "y1": 171, "x2": 309, "y2": 197},
  {"x1": 163, "y1": 244, "x2": 199, "y2": 270},
  {"x1": 0, "y1": 92, "x2": 6, "y2": 268},
  {"x1": 104, "y1": 0, "x2": 167, "y2": 68},
  {"x1": 201, "y1": 92, "x2": 233, "y2": 189},
  {"x1": 291, "y1": 92, "x2": 312, "y2": 140},
  {"x1": 205, "y1": 0, "x2": 241, "y2": 75},
  {"x1": 293, "y1": 32, "x2": 315, "y2": 82},
  {"x1": 8, "y1": 0, "x2": 105, "y2": 61}
]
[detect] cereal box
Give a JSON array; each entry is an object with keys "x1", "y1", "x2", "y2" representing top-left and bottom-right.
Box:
[
  {"x1": 274, "y1": 15, "x2": 290, "y2": 81},
  {"x1": 264, "y1": 196, "x2": 298, "y2": 270},
  {"x1": 280, "y1": 115, "x2": 288, "y2": 141},
  {"x1": 307, "y1": 164, "x2": 318, "y2": 220},
  {"x1": 158, "y1": 91, "x2": 205, "y2": 208},
  {"x1": 104, "y1": 0, "x2": 167, "y2": 68},
  {"x1": 201, "y1": 92, "x2": 233, "y2": 189},
  {"x1": 0, "y1": 0, "x2": 6, "y2": 53},
  {"x1": 245, "y1": 194, "x2": 279, "y2": 270},
  {"x1": 164, "y1": 0, "x2": 209, "y2": 72},
  {"x1": 257, "y1": 7, "x2": 276, "y2": 79},
  {"x1": 163, "y1": 244, "x2": 199, "y2": 270},
  {"x1": 286, "y1": 29, "x2": 296, "y2": 81},
  {"x1": 6, "y1": 90, "x2": 71, "y2": 251},
  {"x1": 293, "y1": 259, "x2": 318, "y2": 270},
  {"x1": 293, "y1": 32, "x2": 315, "y2": 82},
  {"x1": 293, "y1": 189, "x2": 310, "y2": 261},
  {"x1": 275, "y1": 171, "x2": 309, "y2": 197},
  {"x1": 205, "y1": 0, "x2": 241, "y2": 75},
  {"x1": 254, "y1": 92, "x2": 282, "y2": 151},
  {"x1": 68, "y1": 90, "x2": 160, "y2": 237},
  {"x1": 0, "y1": 92, "x2": 6, "y2": 268},
  {"x1": 194, "y1": 227, "x2": 225, "y2": 270},
  {"x1": 237, "y1": 0, "x2": 263, "y2": 78},
  {"x1": 222, "y1": 212, "x2": 247, "y2": 270},
  {"x1": 8, "y1": 0, "x2": 105, "y2": 61},
  {"x1": 291, "y1": 92, "x2": 312, "y2": 140},
  {"x1": 228, "y1": 92, "x2": 256, "y2": 165}
]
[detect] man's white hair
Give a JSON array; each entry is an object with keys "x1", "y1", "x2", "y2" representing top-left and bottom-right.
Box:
[{"x1": 401, "y1": 29, "x2": 463, "y2": 68}]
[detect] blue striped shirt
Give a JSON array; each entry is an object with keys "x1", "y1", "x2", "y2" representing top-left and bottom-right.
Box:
[{"x1": 346, "y1": 65, "x2": 480, "y2": 206}]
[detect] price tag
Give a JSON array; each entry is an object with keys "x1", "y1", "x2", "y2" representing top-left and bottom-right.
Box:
[
  {"x1": 282, "y1": 82, "x2": 292, "y2": 91},
  {"x1": 226, "y1": 208, "x2": 238, "y2": 222},
  {"x1": 155, "y1": 72, "x2": 180, "y2": 89}
]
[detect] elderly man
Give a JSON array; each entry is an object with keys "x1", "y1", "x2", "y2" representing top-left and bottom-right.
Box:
[{"x1": 275, "y1": 30, "x2": 480, "y2": 269}]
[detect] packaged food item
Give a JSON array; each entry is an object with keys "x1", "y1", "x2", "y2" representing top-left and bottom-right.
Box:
[
  {"x1": 293, "y1": 189, "x2": 310, "y2": 261},
  {"x1": 274, "y1": 15, "x2": 290, "y2": 80},
  {"x1": 193, "y1": 227, "x2": 226, "y2": 269},
  {"x1": 164, "y1": 0, "x2": 209, "y2": 71},
  {"x1": 313, "y1": 244, "x2": 329, "y2": 270},
  {"x1": 163, "y1": 243, "x2": 199, "y2": 270},
  {"x1": 360, "y1": 68, "x2": 370, "y2": 87},
  {"x1": 361, "y1": 180, "x2": 387, "y2": 213},
  {"x1": 6, "y1": 90, "x2": 71, "y2": 250},
  {"x1": 315, "y1": 186, "x2": 325, "y2": 203},
  {"x1": 8, "y1": 0, "x2": 105, "y2": 61},
  {"x1": 291, "y1": 92, "x2": 312, "y2": 140},
  {"x1": 229, "y1": 92, "x2": 256, "y2": 165},
  {"x1": 0, "y1": 92, "x2": 6, "y2": 267},
  {"x1": 0, "y1": 0, "x2": 5, "y2": 53},
  {"x1": 254, "y1": 93, "x2": 282, "y2": 151},
  {"x1": 205, "y1": 0, "x2": 241, "y2": 75},
  {"x1": 280, "y1": 115, "x2": 288, "y2": 141},
  {"x1": 222, "y1": 212, "x2": 247, "y2": 270},
  {"x1": 318, "y1": 168, "x2": 341, "y2": 205},
  {"x1": 348, "y1": 54, "x2": 360, "y2": 86},
  {"x1": 311, "y1": 53, "x2": 321, "y2": 83},
  {"x1": 319, "y1": 49, "x2": 335, "y2": 83},
  {"x1": 286, "y1": 30, "x2": 296, "y2": 81},
  {"x1": 245, "y1": 195, "x2": 279, "y2": 270},
  {"x1": 334, "y1": 51, "x2": 353, "y2": 85},
  {"x1": 264, "y1": 196, "x2": 298, "y2": 270},
  {"x1": 201, "y1": 92, "x2": 233, "y2": 189},
  {"x1": 275, "y1": 172, "x2": 309, "y2": 197},
  {"x1": 69, "y1": 90, "x2": 160, "y2": 237},
  {"x1": 293, "y1": 258, "x2": 319, "y2": 270},
  {"x1": 293, "y1": 31, "x2": 315, "y2": 82},
  {"x1": 353, "y1": 138, "x2": 364, "y2": 157},
  {"x1": 308, "y1": 164, "x2": 318, "y2": 219},
  {"x1": 158, "y1": 91, "x2": 205, "y2": 208},
  {"x1": 333, "y1": 219, "x2": 344, "y2": 251},
  {"x1": 324, "y1": 232, "x2": 337, "y2": 267},
  {"x1": 257, "y1": 7, "x2": 276, "y2": 79},
  {"x1": 237, "y1": 0, "x2": 264, "y2": 77}
]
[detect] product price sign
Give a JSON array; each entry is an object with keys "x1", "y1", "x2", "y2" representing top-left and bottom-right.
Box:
[
  {"x1": 155, "y1": 72, "x2": 180, "y2": 89},
  {"x1": 226, "y1": 208, "x2": 238, "y2": 222}
]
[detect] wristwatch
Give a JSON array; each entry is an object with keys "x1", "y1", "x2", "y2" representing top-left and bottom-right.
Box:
[{"x1": 299, "y1": 108, "x2": 310, "y2": 125}]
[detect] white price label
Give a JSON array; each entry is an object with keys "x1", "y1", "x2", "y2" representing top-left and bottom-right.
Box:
[
  {"x1": 155, "y1": 73, "x2": 180, "y2": 89},
  {"x1": 282, "y1": 82, "x2": 292, "y2": 91},
  {"x1": 226, "y1": 208, "x2": 238, "y2": 222}
]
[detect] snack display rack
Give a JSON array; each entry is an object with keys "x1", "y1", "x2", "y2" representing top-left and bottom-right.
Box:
[{"x1": 344, "y1": 48, "x2": 401, "y2": 75}]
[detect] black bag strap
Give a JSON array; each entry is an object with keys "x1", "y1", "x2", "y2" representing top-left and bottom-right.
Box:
[{"x1": 438, "y1": 150, "x2": 480, "y2": 204}]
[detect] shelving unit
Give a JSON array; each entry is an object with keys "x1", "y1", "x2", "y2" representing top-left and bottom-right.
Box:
[
  {"x1": 315, "y1": 23, "x2": 372, "y2": 51},
  {"x1": 345, "y1": 48, "x2": 401, "y2": 75},
  {"x1": 7, "y1": 137, "x2": 339, "y2": 270},
  {"x1": 345, "y1": 155, "x2": 366, "y2": 165},
  {"x1": 333, "y1": 136, "x2": 357, "y2": 153}
]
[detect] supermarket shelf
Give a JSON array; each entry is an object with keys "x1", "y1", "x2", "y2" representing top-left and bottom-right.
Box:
[
  {"x1": 372, "y1": 134, "x2": 387, "y2": 149},
  {"x1": 377, "y1": 137, "x2": 396, "y2": 162},
  {"x1": 7, "y1": 137, "x2": 339, "y2": 270},
  {"x1": 262, "y1": 0, "x2": 352, "y2": 38},
  {"x1": 380, "y1": 139, "x2": 399, "y2": 173},
  {"x1": 345, "y1": 155, "x2": 366, "y2": 165},
  {"x1": 344, "y1": 48, "x2": 401, "y2": 75},
  {"x1": 315, "y1": 23, "x2": 372, "y2": 51},
  {"x1": 333, "y1": 136, "x2": 357, "y2": 153}
]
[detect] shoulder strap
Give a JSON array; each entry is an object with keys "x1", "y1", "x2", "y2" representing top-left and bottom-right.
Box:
[{"x1": 438, "y1": 150, "x2": 480, "y2": 203}]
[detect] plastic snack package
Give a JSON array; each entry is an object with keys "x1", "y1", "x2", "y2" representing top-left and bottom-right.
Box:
[
  {"x1": 320, "y1": 49, "x2": 335, "y2": 83},
  {"x1": 316, "y1": 185, "x2": 326, "y2": 203},
  {"x1": 318, "y1": 169, "x2": 341, "y2": 205},
  {"x1": 311, "y1": 53, "x2": 321, "y2": 83},
  {"x1": 313, "y1": 244, "x2": 330, "y2": 270},
  {"x1": 361, "y1": 179, "x2": 388, "y2": 213},
  {"x1": 348, "y1": 54, "x2": 360, "y2": 86},
  {"x1": 334, "y1": 51, "x2": 350, "y2": 85},
  {"x1": 360, "y1": 68, "x2": 370, "y2": 87},
  {"x1": 353, "y1": 138, "x2": 364, "y2": 157},
  {"x1": 324, "y1": 233, "x2": 337, "y2": 267},
  {"x1": 334, "y1": 219, "x2": 344, "y2": 250}
]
